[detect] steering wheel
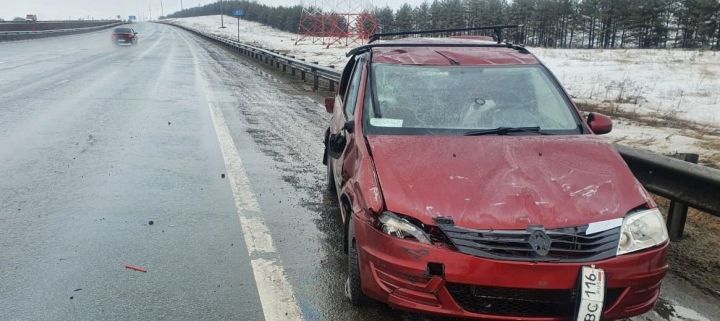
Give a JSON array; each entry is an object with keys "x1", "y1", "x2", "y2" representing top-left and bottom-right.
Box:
[{"x1": 482, "y1": 102, "x2": 540, "y2": 128}]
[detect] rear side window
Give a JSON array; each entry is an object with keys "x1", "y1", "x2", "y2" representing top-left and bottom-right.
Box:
[{"x1": 343, "y1": 61, "x2": 364, "y2": 117}]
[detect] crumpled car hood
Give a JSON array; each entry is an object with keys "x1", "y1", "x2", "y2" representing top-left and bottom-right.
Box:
[{"x1": 367, "y1": 135, "x2": 652, "y2": 230}]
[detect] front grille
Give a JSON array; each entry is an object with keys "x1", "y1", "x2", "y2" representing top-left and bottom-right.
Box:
[
  {"x1": 447, "y1": 284, "x2": 624, "y2": 317},
  {"x1": 439, "y1": 224, "x2": 620, "y2": 262},
  {"x1": 447, "y1": 284, "x2": 574, "y2": 317}
]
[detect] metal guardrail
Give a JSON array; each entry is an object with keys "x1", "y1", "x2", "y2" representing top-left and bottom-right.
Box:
[
  {"x1": 616, "y1": 145, "x2": 720, "y2": 240},
  {"x1": 160, "y1": 21, "x2": 342, "y2": 90},
  {"x1": 0, "y1": 22, "x2": 123, "y2": 42},
  {"x1": 162, "y1": 21, "x2": 720, "y2": 241}
]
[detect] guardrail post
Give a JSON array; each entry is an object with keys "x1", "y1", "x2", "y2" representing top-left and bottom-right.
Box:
[
  {"x1": 666, "y1": 153, "x2": 700, "y2": 241},
  {"x1": 312, "y1": 69, "x2": 319, "y2": 91},
  {"x1": 329, "y1": 81, "x2": 335, "y2": 92},
  {"x1": 301, "y1": 70, "x2": 306, "y2": 80},
  {"x1": 291, "y1": 67, "x2": 296, "y2": 76},
  {"x1": 282, "y1": 64, "x2": 287, "y2": 72}
]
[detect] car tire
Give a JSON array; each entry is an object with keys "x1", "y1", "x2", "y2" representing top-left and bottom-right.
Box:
[
  {"x1": 346, "y1": 228, "x2": 370, "y2": 306},
  {"x1": 326, "y1": 150, "x2": 336, "y2": 195}
]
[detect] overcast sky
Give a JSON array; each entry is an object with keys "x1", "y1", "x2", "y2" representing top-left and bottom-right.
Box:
[{"x1": 0, "y1": 0, "x2": 417, "y2": 21}]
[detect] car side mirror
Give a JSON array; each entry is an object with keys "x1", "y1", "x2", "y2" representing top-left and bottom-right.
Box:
[
  {"x1": 587, "y1": 112, "x2": 612, "y2": 135},
  {"x1": 327, "y1": 133, "x2": 346, "y2": 158},
  {"x1": 327, "y1": 121, "x2": 354, "y2": 159},
  {"x1": 324, "y1": 97, "x2": 335, "y2": 114}
]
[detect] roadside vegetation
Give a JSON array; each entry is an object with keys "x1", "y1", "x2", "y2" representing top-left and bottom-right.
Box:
[{"x1": 166, "y1": 0, "x2": 720, "y2": 50}]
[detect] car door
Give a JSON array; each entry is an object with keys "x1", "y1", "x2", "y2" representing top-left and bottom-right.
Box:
[{"x1": 328, "y1": 55, "x2": 366, "y2": 189}]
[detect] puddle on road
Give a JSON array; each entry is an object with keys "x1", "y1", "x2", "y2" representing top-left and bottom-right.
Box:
[{"x1": 648, "y1": 297, "x2": 713, "y2": 321}]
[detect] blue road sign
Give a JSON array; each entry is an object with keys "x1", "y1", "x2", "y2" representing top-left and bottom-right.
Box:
[{"x1": 233, "y1": 10, "x2": 245, "y2": 17}]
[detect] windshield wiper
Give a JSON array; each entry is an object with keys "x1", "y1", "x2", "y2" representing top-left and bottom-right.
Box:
[
  {"x1": 464, "y1": 126, "x2": 551, "y2": 136},
  {"x1": 434, "y1": 50, "x2": 460, "y2": 65}
]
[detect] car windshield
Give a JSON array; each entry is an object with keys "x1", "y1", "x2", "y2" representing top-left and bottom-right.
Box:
[
  {"x1": 114, "y1": 27, "x2": 132, "y2": 33},
  {"x1": 366, "y1": 64, "x2": 581, "y2": 134}
]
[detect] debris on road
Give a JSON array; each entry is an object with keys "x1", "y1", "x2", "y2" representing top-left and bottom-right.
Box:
[
  {"x1": 148, "y1": 220, "x2": 154, "y2": 225},
  {"x1": 74, "y1": 288, "x2": 82, "y2": 292},
  {"x1": 221, "y1": 173, "x2": 226, "y2": 179},
  {"x1": 125, "y1": 264, "x2": 147, "y2": 273}
]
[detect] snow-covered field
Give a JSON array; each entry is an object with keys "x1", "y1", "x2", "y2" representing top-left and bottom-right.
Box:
[
  {"x1": 167, "y1": 15, "x2": 720, "y2": 164},
  {"x1": 606, "y1": 118, "x2": 713, "y2": 156},
  {"x1": 167, "y1": 15, "x2": 350, "y2": 68},
  {"x1": 532, "y1": 47, "x2": 720, "y2": 126}
]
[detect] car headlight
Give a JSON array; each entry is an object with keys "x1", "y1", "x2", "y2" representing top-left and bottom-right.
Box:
[
  {"x1": 378, "y1": 212, "x2": 431, "y2": 244},
  {"x1": 617, "y1": 208, "x2": 668, "y2": 255}
]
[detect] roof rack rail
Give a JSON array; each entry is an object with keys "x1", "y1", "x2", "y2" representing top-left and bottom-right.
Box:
[
  {"x1": 346, "y1": 42, "x2": 529, "y2": 57},
  {"x1": 368, "y1": 24, "x2": 524, "y2": 44}
]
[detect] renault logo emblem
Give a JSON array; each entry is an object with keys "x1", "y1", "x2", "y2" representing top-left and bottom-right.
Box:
[{"x1": 528, "y1": 229, "x2": 552, "y2": 256}]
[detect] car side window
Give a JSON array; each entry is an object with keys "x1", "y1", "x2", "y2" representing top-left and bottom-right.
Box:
[
  {"x1": 343, "y1": 60, "x2": 364, "y2": 117},
  {"x1": 338, "y1": 59, "x2": 356, "y2": 98}
]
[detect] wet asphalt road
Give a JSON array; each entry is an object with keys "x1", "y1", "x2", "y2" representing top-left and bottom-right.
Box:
[{"x1": 1, "y1": 23, "x2": 719, "y2": 321}]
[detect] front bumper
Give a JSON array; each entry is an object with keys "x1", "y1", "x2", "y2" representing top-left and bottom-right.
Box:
[{"x1": 354, "y1": 216, "x2": 668, "y2": 320}]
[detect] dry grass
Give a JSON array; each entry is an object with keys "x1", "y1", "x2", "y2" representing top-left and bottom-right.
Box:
[
  {"x1": 577, "y1": 101, "x2": 719, "y2": 135},
  {"x1": 696, "y1": 139, "x2": 720, "y2": 168}
]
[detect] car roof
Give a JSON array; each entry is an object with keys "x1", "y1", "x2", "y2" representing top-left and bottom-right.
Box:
[{"x1": 367, "y1": 37, "x2": 538, "y2": 66}]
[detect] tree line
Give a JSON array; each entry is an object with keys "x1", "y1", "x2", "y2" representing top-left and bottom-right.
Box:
[{"x1": 166, "y1": 0, "x2": 720, "y2": 49}]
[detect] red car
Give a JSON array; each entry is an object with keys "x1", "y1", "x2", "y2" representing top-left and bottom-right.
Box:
[
  {"x1": 112, "y1": 27, "x2": 138, "y2": 45},
  {"x1": 323, "y1": 32, "x2": 668, "y2": 321}
]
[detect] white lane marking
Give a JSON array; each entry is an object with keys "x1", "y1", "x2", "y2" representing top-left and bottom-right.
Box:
[
  {"x1": 181, "y1": 26, "x2": 303, "y2": 320},
  {"x1": 251, "y1": 258, "x2": 306, "y2": 317},
  {"x1": 207, "y1": 102, "x2": 304, "y2": 321},
  {"x1": 209, "y1": 104, "x2": 261, "y2": 213},
  {"x1": 239, "y1": 217, "x2": 277, "y2": 253},
  {"x1": 57, "y1": 79, "x2": 69, "y2": 85}
]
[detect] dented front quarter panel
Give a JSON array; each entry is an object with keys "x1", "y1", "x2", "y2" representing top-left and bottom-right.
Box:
[
  {"x1": 335, "y1": 61, "x2": 384, "y2": 218},
  {"x1": 366, "y1": 134, "x2": 651, "y2": 230}
]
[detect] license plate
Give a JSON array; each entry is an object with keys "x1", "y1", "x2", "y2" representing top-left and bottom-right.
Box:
[{"x1": 576, "y1": 266, "x2": 605, "y2": 321}]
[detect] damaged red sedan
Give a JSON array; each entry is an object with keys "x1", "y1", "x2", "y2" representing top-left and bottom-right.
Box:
[{"x1": 322, "y1": 30, "x2": 669, "y2": 321}]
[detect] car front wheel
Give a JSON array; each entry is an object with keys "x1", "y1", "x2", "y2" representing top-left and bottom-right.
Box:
[
  {"x1": 346, "y1": 225, "x2": 370, "y2": 306},
  {"x1": 326, "y1": 150, "x2": 336, "y2": 195}
]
